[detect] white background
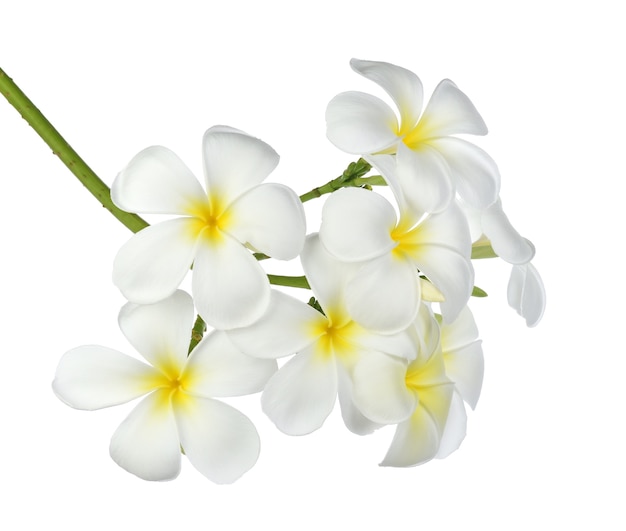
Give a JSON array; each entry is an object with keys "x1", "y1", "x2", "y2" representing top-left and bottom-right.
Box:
[{"x1": 1, "y1": 1, "x2": 624, "y2": 529}]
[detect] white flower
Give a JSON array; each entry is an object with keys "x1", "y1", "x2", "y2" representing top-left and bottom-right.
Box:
[
  {"x1": 52, "y1": 291, "x2": 277, "y2": 483},
  {"x1": 508, "y1": 262, "x2": 546, "y2": 327},
  {"x1": 111, "y1": 126, "x2": 306, "y2": 329},
  {"x1": 326, "y1": 59, "x2": 500, "y2": 213},
  {"x1": 227, "y1": 234, "x2": 416, "y2": 436},
  {"x1": 319, "y1": 161, "x2": 473, "y2": 332},
  {"x1": 352, "y1": 304, "x2": 484, "y2": 466}
]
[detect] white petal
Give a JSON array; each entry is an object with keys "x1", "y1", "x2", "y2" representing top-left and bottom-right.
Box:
[
  {"x1": 109, "y1": 390, "x2": 181, "y2": 481},
  {"x1": 326, "y1": 91, "x2": 399, "y2": 154},
  {"x1": 443, "y1": 341, "x2": 484, "y2": 410},
  {"x1": 202, "y1": 126, "x2": 279, "y2": 205},
  {"x1": 113, "y1": 218, "x2": 198, "y2": 304},
  {"x1": 261, "y1": 346, "x2": 337, "y2": 435},
  {"x1": 227, "y1": 290, "x2": 322, "y2": 359},
  {"x1": 418, "y1": 79, "x2": 488, "y2": 138},
  {"x1": 319, "y1": 187, "x2": 397, "y2": 262},
  {"x1": 350, "y1": 58, "x2": 423, "y2": 129},
  {"x1": 337, "y1": 361, "x2": 381, "y2": 435},
  {"x1": 53, "y1": 346, "x2": 158, "y2": 410},
  {"x1": 353, "y1": 326, "x2": 419, "y2": 361},
  {"x1": 346, "y1": 254, "x2": 420, "y2": 333},
  {"x1": 440, "y1": 305, "x2": 479, "y2": 351},
  {"x1": 481, "y1": 199, "x2": 535, "y2": 264},
  {"x1": 112, "y1": 146, "x2": 207, "y2": 215},
  {"x1": 508, "y1": 263, "x2": 546, "y2": 327},
  {"x1": 436, "y1": 391, "x2": 467, "y2": 459},
  {"x1": 352, "y1": 352, "x2": 415, "y2": 425},
  {"x1": 226, "y1": 183, "x2": 305, "y2": 259},
  {"x1": 192, "y1": 235, "x2": 270, "y2": 329},
  {"x1": 429, "y1": 137, "x2": 500, "y2": 209},
  {"x1": 396, "y1": 142, "x2": 454, "y2": 214},
  {"x1": 184, "y1": 330, "x2": 277, "y2": 397},
  {"x1": 118, "y1": 290, "x2": 194, "y2": 370},
  {"x1": 174, "y1": 396, "x2": 259, "y2": 484}
]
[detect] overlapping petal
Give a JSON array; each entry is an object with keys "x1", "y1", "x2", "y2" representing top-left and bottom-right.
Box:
[
  {"x1": 113, "y1": 218, "x2": 199, "y2": 304},
  {"x1": 202, "y1": 126, "x2": 280, "y2": 205},
  {"x1": 482, "y1": 199, "x2": 535, "y2": 264},
  {"x1": 508, "y1": 263, "x2": 546, "y2": 327},
  {"x1": 112, "y1": 146, "x2": 207, "y2": 215},
  {"x1": 337, "y1": 362, "x2": 381, "y2": 435},
  {"x1": 175, "y1": 396, "x2": 260, "y2": 484},
  {"x1": 225, "y1": 183, "x2": 305, "y2": 259},
  {"x1": 435, "y1": 391, "x2": 467, "y2": 459}
]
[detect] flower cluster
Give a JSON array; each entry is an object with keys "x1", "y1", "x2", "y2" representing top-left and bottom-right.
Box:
[{"x1": 52, "y1": 59, "x2": 545, "y2": 483}]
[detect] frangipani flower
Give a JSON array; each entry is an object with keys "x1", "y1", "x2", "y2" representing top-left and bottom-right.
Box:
[
  {"x1": 326, "y1": 59, "x2": 500, "y2": 213},
  {"x1": 227, "y1": 234, "x2": 416, "y2": 436},
  {"x1": 352, "y1": 304, "x2": 483, "y2": 466},
  {"x1": 319, "y1": 162, "x2": 473, "y2": 332},
  {"x1": 52, "y1": 291, "x2": 277, "y2": 483},
  {"x1": 112, "y1": 126, "x2": 306, "y2": 329}
]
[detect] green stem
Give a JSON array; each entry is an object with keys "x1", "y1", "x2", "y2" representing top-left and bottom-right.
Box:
[
  {"x1": 0, "y1": 67, "x2": 148, "y2": 233},
  {"x1": 267, "y1": 274, "x2": 310, "y2": 289},
  {"x1": 188, "y1": 314, "x2": 207, "y2": 354}
]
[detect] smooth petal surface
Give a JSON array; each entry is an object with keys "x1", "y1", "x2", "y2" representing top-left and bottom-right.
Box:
[
  {"x1": 109, "y1": 390, "x2": 181, "y2": 481},
  {"x1": 429, "y1": 137, "x2": 500, "y2": 209},
  {"x1": 175, "y1": 396, "x2": 260, "y2": 484},
  {"x1": 192, "y1": 234, "x2": 270, "y2": 329},
  {"x1": 436, "y1": 391, "x2": 467, "y2": 459},
  {"x1": 396, "y1": 142, "x2": 454, "y2": 214},
  {"x1": 185, "y1": 331, "x2": 277, "y2": 397},
  {"x1": 261, "y1": 346, "x2": 337, "y2": 435},
  {"x1": 225, "y1": 183, "x2": 305, "y2": 259},
  {"x1": 482, "y1": 199, "x2": 535, "y2": 264},
  {"x1": 53, "y1": 346, "x2": 158, "y2": 410},
  {"x1": 418, "y1": 79, "x2": 488, "y2": 138},
  {"x1": 112, "y1": 146, "x2": 207, "y2": 215},
  {"x1": 350, "y1": 58, "x2": 423, "y2": 129},
  {"x1": 113, "y1": 218, "x2": 198, "y2": 304},
  {"x1": 326, "y1": 91, "x2": 399, "y2": 153},
  {"x1": 443, "y1": 341, "x2": 484, "y2": 409},
  {"x1": 320, "y1": 187, "x2": 397, "y2": 262},
  {"x1": 346, "y1": 253, "x2": 420, "y2": 333},
  {"x1": 118, "y1": 290, "x2": 194, "y2": 370},
  {"x1": 440, "y1": 304, "x2": 479, "y2": 351},
  {"x1": 508, "y1": 263, "x2": 546, "y2": 327},
  {"x1": 352, "y1": 352, "x2": 415, "y2": 425},
  {"x1": 337, "y1": 362, "x2": 381, "y2": 435},
  {"x1": 202, "y1": 126, "x2": 279, "y2": 205},
  {"x1": 227, "y1": 290, "x2": 323, "y2": 359}
]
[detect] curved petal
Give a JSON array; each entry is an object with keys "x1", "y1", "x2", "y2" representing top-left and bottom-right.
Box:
[
  {"x1": 482, "y1": 199, "x2": 535, "y2": 264},
  {"x1": 418, "y1": 79, "x2": 488, "y2": 138},
  {"x1": 118, "y1": 290, "x2": 194, "y2": 370},
  {"x1": 350, "y1": 58, "x2": 423, "y2": 129},
  {"x1": 436, "y1": 391, "x2": 467, "y2": 459},
  {"x1": 353, "y1": 325, "x2": 418, "y2": 361},
  {"x1": 192, "y1": 234, "x2": 270, "y2": 330},
  {"x1": 320, "y1": 187, "x2": 397, "y2": 262},
  {"x1": 337, "y1": 361, "x2": 381, "y2": 435},
  {"x1": 508, "y1": 263, "x2": 546, "y2": 327},
  {"x1": 184, "y1": 330, "x2": 277, "y2": 397},
  {"x1": 429, "y1": 137, "x2": 500, "y2": 209},
  {"x1": 346, "y1": 253, "x2": 420, "y2": 333},
  {"x1": 440, "y1": 305, "x2": 479, "y2": 351},
  {"x1": 443, "y1": 341, "x2": 484, "y2": 410},
  {"x1": 53, "y1": 346, "x2": 158, "y2": 410},
  {"x1": 261, "y1": 345, "x2": 337, "y2": 435},
  {"x1": 396, "y1": 142, "x2": 454, "y2": 214},
  {"x1": 109, "y1": 390, "x2": 181, "y2": 481},
  {"x1": 225, "y1": 183, "x2": 305, "y2": 260},
  {"x1": 175, "y1": 396, "x2": 260, "y2": 484},
  {"x1": 112, "y1": 146, "x2": 207, "y2": 215},
  {"x1": 227, "y1": 290, "x2": 322, "y2": 359},
  {"x1": 113, "y1": 218, "x2": 198, "y2": 304},
  {"x1": 326, "y1": 91, "x2": 399, "y2": 154},
  {"x1": 352, "y1": 352, "x2": 415, "y2": 425},
  {"x1": 202, "y1": 126, "x2": 280, "y2": 205}
]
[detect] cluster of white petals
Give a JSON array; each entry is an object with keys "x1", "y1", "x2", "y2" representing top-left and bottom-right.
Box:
[{"x1": 53, "y1": 59, "x2": 545, "y2": 483}]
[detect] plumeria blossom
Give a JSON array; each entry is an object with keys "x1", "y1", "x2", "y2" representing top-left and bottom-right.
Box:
[
  {"x1": 352, "y1": 304, "x2": 484, "y2": 466},
  {"x1": 111, "y1": 126, "x2": 306, "y2": 329},
  {"x1": 227, "y1": 234, "x2": 417, "y2": 436},
  {"x1": 319, "y1": 156, "x2": 473, "y2": 332},
  {"x1": 326, "y1": 58, "x2": 500, "y2": 214},
  {"x1": 52, "y1": 291, "x2": 277, "y2": 483}
]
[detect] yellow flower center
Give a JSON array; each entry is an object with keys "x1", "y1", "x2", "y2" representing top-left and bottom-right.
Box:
[{"x1": 185, "y1": 195, "x2": 232, "y2": 243}]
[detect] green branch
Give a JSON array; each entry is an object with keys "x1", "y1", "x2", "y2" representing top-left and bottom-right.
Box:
[{"x1": 0, "y1": 67, "x2": 148, "y2": 233}]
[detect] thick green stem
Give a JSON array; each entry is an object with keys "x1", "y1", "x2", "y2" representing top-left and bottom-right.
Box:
[
  {"x1": 0, "y1": 67, "x2": 148, "y2": 233},
  {"x1": 267, "y1": 274, "x2": 310, "y2": 290}
]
